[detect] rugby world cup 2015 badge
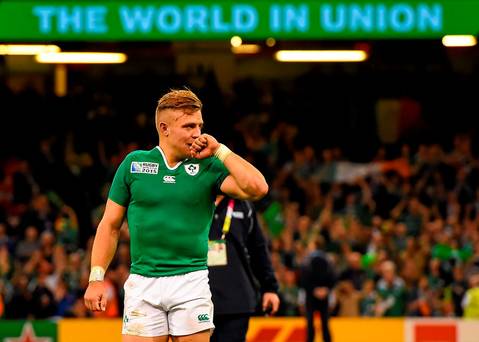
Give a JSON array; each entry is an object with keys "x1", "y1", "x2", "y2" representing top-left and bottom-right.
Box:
[
  {"x1": 184, "y1": 163, "x2": 199, "y2": 176},
  {"x1": 131, "y1": 162, "x2": 159, "y2": 174}
]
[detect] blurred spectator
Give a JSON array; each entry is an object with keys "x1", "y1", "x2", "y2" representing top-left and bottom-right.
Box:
[
  {"x1": 463, "y1": 272, "x2": 479, "y2": 318},
  {"x1": 31, "y1": 266, "x2": 57, "y2": 318},
  {"x1": 376, "y1": 261, "x2": 407, "y2": 316},
  {"x1": 54, "y1": 205, "x2": 79, "y2": 253},
  {"x1": 300, "y1": 246, "x2": 336, "y2": 342},
  {"x1": 450, "y1": 266, "x2": 468, "y2": 317},
  {"x1": 360, "y1": 279, "x2": 378, "y2": 316},
  {"x1": 339, "y1": 252, "x2": 367, "y2": 291},
  {"x1": 0, "y1": 242, "x2": 12, "y2": 279},
  {"x1": 15, "y1": 225, "x2": 40, "y2": 263},
  {"x1": 278, "y1": 268, "x2": 300, "y2": 316},
  {"x1": 0, "y1": 223, "x2": 13, "y2": 252},
  {"x1": 0, "y1": 279, "x2": 6, "y2": 318},
  {"x1": 407, "y1": 276, "x2": 435, "y2": 316},
  {"x1": 54, "y1": 277, "x2": 76, "y2": 317},
  {"x1": 5, "y1": 273, "x2": 32, "y2": 319},
  {"x1": 21, "y1": 194, "x2": 56, "y2": 233},
  {"x1": 335, "y1": 280, "x2": 361, "y2": 316},
  {"x1": 63, "y1": 251, "x2": 85, "y2": 295}
]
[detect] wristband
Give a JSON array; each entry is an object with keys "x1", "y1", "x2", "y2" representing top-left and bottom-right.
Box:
[
  {"x1": 89, "y1": 266, "x2": 105, "y2": 282},
  {"x1": 214, "y1": 144, "x2": 232, "y2": 162}
]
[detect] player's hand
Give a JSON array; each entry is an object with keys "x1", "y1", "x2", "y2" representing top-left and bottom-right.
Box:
[
  {"x1": 84, "y1": 281, "x2": 107, "y2": 311},
  {"x1": 262, "y1": 292, "x2": 280, "y2": 315},
  {"x1": 190, "y1": 134, "x2": 220, "y2": 159}
]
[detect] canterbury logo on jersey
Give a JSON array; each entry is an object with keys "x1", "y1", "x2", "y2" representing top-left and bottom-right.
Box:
[
  {"x1": 131, "y1": 162, "x2": 159, "y2": 174},
  {"x1": 197, "y1": 314, "x2": 210, "y2": 322},
  {"x1": 163, "y1": 175, "x2": 176, "y2": 184}
]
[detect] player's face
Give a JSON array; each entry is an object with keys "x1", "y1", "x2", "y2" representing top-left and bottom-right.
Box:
[{"x1": 169, "y1": 110, "x2": 204, "y2": 158}]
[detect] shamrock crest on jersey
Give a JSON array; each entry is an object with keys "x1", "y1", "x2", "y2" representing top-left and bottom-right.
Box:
[{"x1": 184, "y1": 164, "x2": 200, "y2": 176}]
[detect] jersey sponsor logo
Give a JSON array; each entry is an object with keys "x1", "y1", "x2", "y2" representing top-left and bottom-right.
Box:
[
  {"x1": 184, "y1": 163, "x2": 199, "y2": 176},
  {"x1": 163, "y1": 175, "x2": 176, "y2": 184},
  {"x1": 197, "y1": 314, "x2": 210, "y2": 322},
  {"x1": 130, "y1": 162, "x2": 159, "y2": 174}
]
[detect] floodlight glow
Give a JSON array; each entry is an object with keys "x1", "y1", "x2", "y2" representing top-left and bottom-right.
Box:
[
  {"x1": 231, "y1": 44, "x2": 261, "y2": 54},
  {"x1": 230, "y1": 36, "x2": 242, "y2": 47},
  {"x1": 36, "y1": 52, "x2": 127, "y2": 64},
  {"x1": 0, "y1": 44, "x2": 60, "y2": 55},
  {"x1": 274, "y1": 50, "x2": 368, "y2": 62},
  {"x1": 442, "y1": 35, "x2": 477, "y2": 47}
]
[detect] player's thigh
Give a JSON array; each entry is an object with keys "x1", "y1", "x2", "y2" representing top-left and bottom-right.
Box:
[
  {"x1": 171, "y1": 330, "x2": 210, "y2": 342},
  {"x1": 123, "y1": 274, "x2": 169, "y2": 337},
  {"x1": 167, "y1": 270, "x2": 214, "y2": 336},
  {"x1": 123, "y1": 335, "x2": 169, "y2": 342}
]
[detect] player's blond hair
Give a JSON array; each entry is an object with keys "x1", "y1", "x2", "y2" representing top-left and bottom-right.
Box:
[{"x1": 156, "y1": 89, "x2": 202, "y2": 117}]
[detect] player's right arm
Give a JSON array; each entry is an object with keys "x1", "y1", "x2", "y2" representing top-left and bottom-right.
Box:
[
  {"x1": 190, "y1": 134, "x2": 268, "y2": 200},
  {"x1": 84, "y1": 199, "x2": 126, "y2": 311}
]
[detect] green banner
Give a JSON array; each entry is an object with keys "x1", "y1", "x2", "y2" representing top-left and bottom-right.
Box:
[
  {"x1": 0, "y1": 321, "x2": 57, "y2": 341},
  {"x1": 0, "y1": 1, "x2": 478, "y2": 41}
]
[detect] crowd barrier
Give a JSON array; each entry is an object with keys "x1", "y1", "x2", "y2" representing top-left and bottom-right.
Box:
[{"x1": 0, "y1": 317, "x2": 477, "y2": 341}]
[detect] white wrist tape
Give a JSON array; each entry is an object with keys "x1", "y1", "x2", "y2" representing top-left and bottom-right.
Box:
[
  {"x1": 214, "y1": 144, "x2": 232, "y2": 162},
  {"x1": 89, "y1": 266, "x2": 105, "y2": 282}
]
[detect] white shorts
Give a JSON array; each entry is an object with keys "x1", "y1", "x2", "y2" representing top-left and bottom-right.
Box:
[{"x1": 122, "y1": 269, "x2": 214, "y2": 337}]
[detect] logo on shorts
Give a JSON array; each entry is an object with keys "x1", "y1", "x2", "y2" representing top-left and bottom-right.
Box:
[
  {"x1": 197, "y1": 314, "x2": 210, "y2": 322},
  {"x1": 184, "y1": 163, "x2": 199, "y2": 176}
]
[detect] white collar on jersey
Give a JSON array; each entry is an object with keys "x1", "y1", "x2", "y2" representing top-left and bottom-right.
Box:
[{"x1": 156, "y1": 146, "x2": 187, "y2": 171}]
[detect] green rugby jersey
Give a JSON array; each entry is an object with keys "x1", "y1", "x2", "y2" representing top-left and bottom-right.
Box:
[{"x1": 109, "y1": 146, "x2": 229, "y2": 277}]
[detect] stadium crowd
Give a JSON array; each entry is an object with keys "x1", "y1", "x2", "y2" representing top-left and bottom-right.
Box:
[{"x1": 1, "y1": 69, "x2": 479, "y2": 320}]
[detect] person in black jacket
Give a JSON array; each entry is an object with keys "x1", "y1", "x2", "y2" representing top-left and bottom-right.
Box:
[
  {"x1": 208, "y1": 195, "x2": 280, "y2": 342},
  {"x1": 300, "y1": 246, "x2": 336, "y2": 342}
]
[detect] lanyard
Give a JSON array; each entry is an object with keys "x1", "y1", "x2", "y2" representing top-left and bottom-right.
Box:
[{"x1": 221, "y1": 199, "x2": 235, "y2": 240}]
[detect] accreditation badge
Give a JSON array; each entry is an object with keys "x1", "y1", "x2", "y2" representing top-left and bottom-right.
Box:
[{"x1": 207, "y1": 240, "x2": 228, "y2": 266}]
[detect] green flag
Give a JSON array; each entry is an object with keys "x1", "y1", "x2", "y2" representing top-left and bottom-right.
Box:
[{"x1": 262, "y1": 201, "x2": 284, "y2": 238}]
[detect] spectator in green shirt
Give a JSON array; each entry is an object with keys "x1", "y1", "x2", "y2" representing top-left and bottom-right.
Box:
[{"x1": 376, "y1": 260, "x2": 407, "y2": 316}]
